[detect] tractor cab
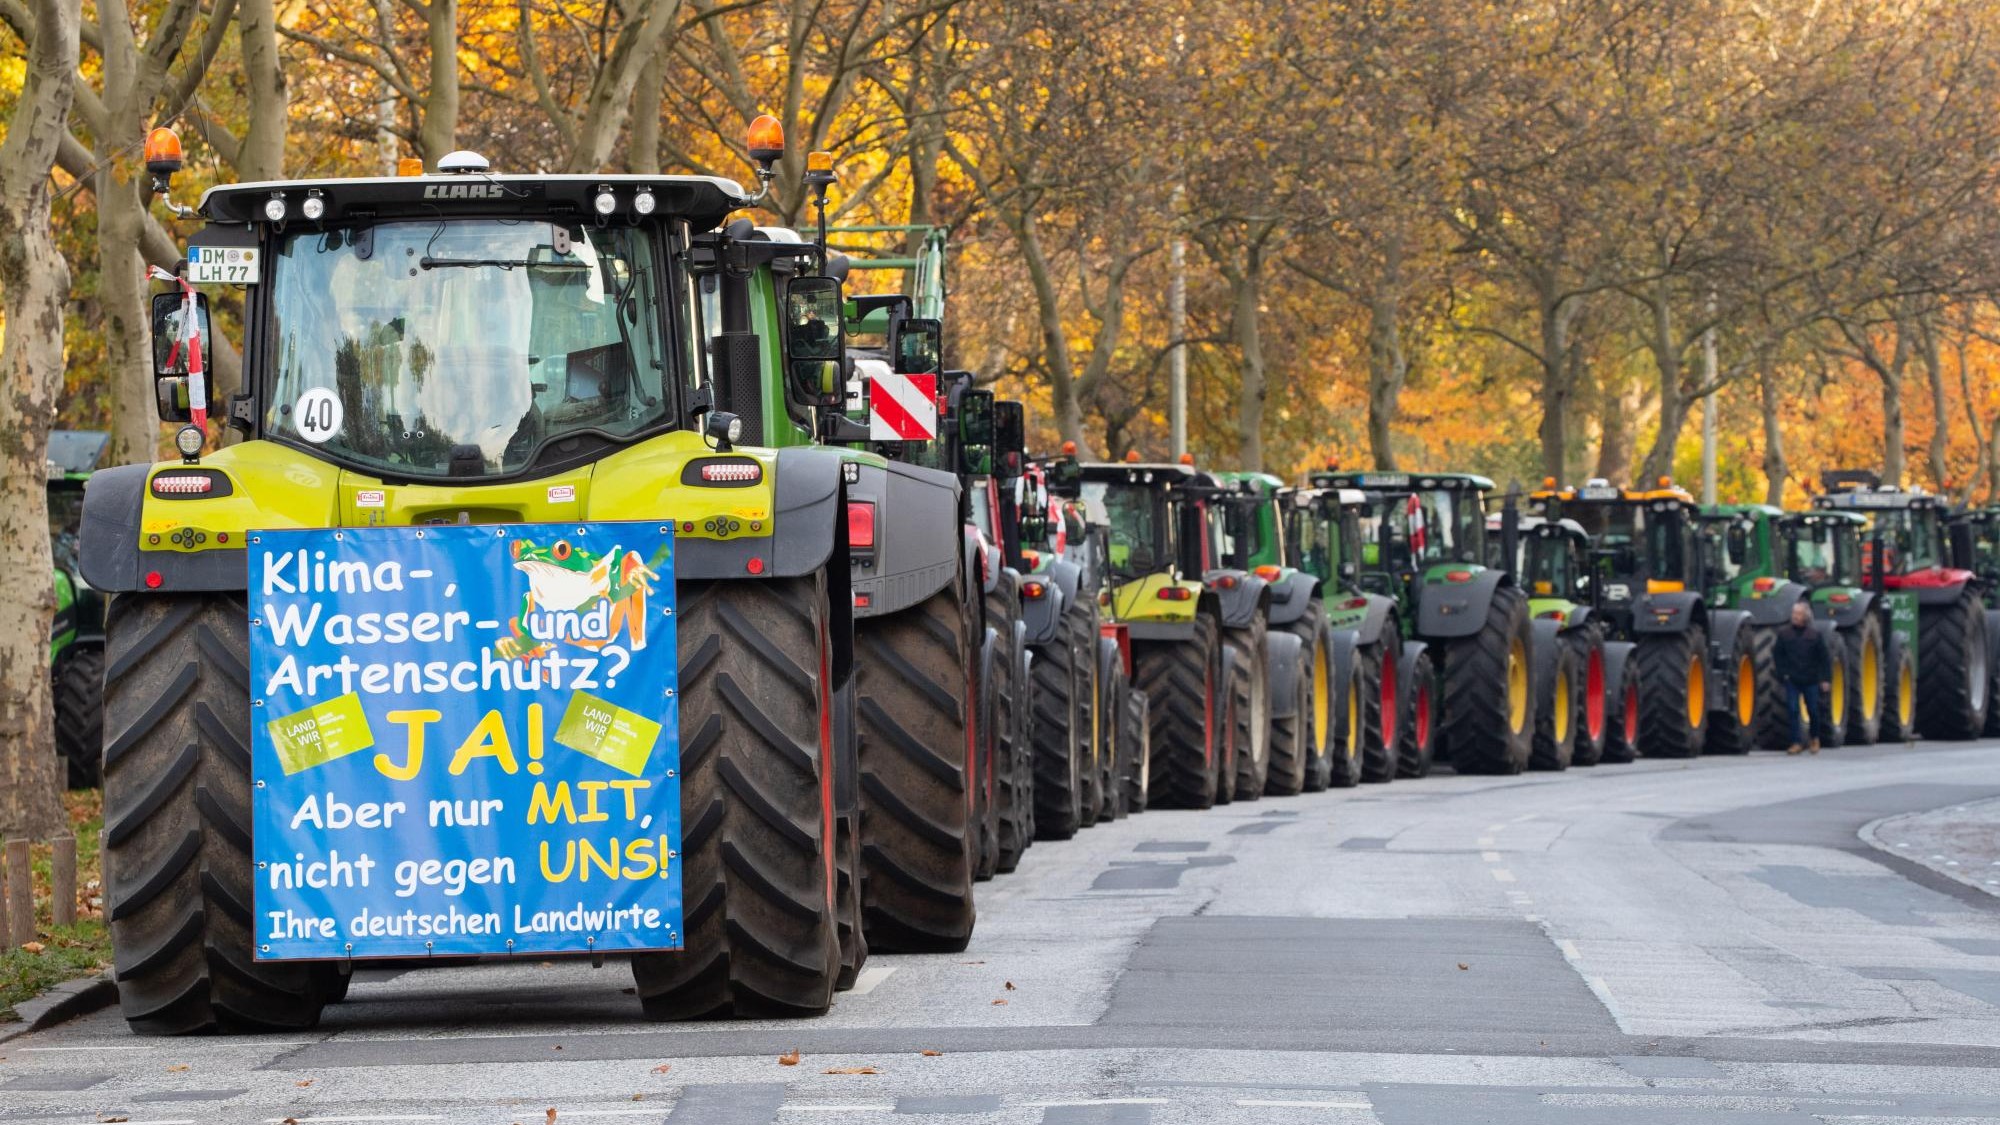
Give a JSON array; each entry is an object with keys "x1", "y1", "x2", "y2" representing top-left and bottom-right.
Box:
[
  {"x1": 1078, "y1": 460, "x2": 1215, "y2": 637},
  {"x1": 1810, "y1": 474, "x2": 1966, "y2": 589},
  {"x1": 1951, "y1": 507, "x2": 2000, "y2": 595},
  {"x1": 1530, "y1": 477, "x2": 1703, "y2": 639},
  {"x1": 1285, "y1": 486, "x2": 1369, "y2": 594},
  {"x1": 1489, "y1": 514, "x2": 1592, "y2": 609},
  {"x1": 1207, "y1": 471, "x2": 1289, "y2": 577},
  {"x1": 1310, "y1": 470, "x2": 1496, "y2": 602},
  {"x1": 1779, "y1": 510, "x2": 1866, "y2": 593}
]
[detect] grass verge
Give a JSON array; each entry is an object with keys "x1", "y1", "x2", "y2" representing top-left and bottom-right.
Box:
[{"x1": 0, "y1": 789, "x2": 109, "y2": 1022}]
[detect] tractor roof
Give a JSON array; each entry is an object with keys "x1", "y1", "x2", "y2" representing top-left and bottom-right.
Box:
[
  {"x1": 1079, "y1": 462, "x2": 1199, "y2": 486},
  {"x1": 1811, "y1": 485, "x2": 1943, "y2": 512},
  {"x1": 1291, "y1": 486, "x2": 1369, "y2": 511},
  {"x1": 1781, "y1": 508, "x2": 1867, "y2": 526},
  {"x1": 1534, "y1": 477, "x2": 1695, "y2": 506},
  {"x1": 1701, "y1": 503, "x2": 1784, "y2": 519},
  {"x1": 1487, "y1": 513, "x2": 1588, "y2": 540},
  {"x1": 1311, "y1": 470, "x2": 1495, "y2": 492},
  {"x1": 1212, "y1": 470, "x2": 1287, "y2": 495},
  {"x1": 46, "y1": 430, "x2": 108, "y2": 477},
  {"x1": 197, "y1": 171, "x2": 752, "y2": 231}
]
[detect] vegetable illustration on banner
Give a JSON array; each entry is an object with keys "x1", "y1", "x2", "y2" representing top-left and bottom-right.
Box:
[{"x1": 248, "y1": 522, "x2": 680, "y2": 960}]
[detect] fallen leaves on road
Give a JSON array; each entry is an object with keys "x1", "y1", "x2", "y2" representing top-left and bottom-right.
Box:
[
  {"x1": 991, "y1": 999, "x2": 1007, "y2": 1006},
  {"x1": 651, "y1": 1064, "x2": 672, "y2": 1074},
  {"x1": 959, "y1": 960, "x2": 985, "y2": 965},
  {"x1": 823, "y1": 1066, "x2": 879, "y2": 1075},
  {"x1": 1457, "y1": 963, "x2": 1469, "y2": 971},
  {"x1": 545, "y1": 1108, "x2": 557, "y2": 1124},
  {"x1": 1004, "y1": 981, "x2": 1016, "y2": 990},
  {"x1": 631, "y1": 1094, "x2": 644, "y2": 1102},
  {"x1": 779, "y1": 1050, "x2": 801, "y2": 1066},
  {"x1": 98, "y1": 1117, "x2": 128, "y2": 1124},
  {"x1": 921, "y1": 1050, "x2": 942, "y2": 1057},
  {"x1": 166, "y1": 1064, "x2": 189, "y2": 1073},
  {"x1": 296, "y1": 1079, "x2": 313, "y2": 1088},
  {"x1": 20, "y1": 942, "x2": 43, "y2": 954},
  {"x1": 551, "y1": 1045, "x2": 564, "y2": 1051}
]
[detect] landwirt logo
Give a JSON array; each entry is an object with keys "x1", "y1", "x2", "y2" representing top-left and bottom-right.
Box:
[
  {"x1": 495, "y1": 538, "x2": 659, "y2": 660},
  {"x1": 422, "y1": 183, "x2": 505, "y2": 200}
]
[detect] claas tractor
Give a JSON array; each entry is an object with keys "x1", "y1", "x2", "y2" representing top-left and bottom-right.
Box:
[
  {"x1": 1815, "y1": 472, "x2": 1987, "y2": 739},
  {"x1": 1079, "y1": 460, "x2": 1231, "y2": 808},
  {"x1": 1694, "y1": 504, "x2": 1809, "y2": 750},
  {"x1": 1486, "y1": 508, "x2": 1616, "y2": 768},
  {"x1": 1778, "y1": 507, "x2": 1909, "y2": 743},
  {"x1": 1285, "y1": 485, "x2": 1434, "y2": 783},
  {"x1": 1313, "y1": 471, "x2": 1534, "y2": 775},
  {"x1": 48, "y1": 429, "x2": 111, "y2": 786},
  {"x1": 1948, "y1": 504, "x2": 2000, "y2": 735},
  {"x1": 82, "y1": 122, "x2": 978, "y2": 1033}
]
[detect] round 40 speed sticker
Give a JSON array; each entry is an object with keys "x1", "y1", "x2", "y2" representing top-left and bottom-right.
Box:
[{"x1": 293, "y1": 387, "x2": 343, "y2": 444}]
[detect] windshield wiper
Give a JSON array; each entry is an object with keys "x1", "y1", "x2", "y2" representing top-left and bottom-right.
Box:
[{"x1": 419, "y1": 256, "x2": 529, "y2": 270}]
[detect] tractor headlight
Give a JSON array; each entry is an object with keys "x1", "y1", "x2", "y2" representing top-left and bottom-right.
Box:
[
  {"x1": 174, "y1": 424, "x2": 205, "y2": 460},
  {"x1": 593, "y1": 187, "x2": 617, "y2": 216},
  {"x1": 706, "y1": 410, "x2": 743, "y2": 447},
  {"x1": 301, "y1": 191, "x2": 325, "y2": 221},
  {"x1": 633, "y1": 188, "x2": 656, "y2": 215},
  {"x1": 263, "y1": 193, "x2": 287, "y2": 222}
]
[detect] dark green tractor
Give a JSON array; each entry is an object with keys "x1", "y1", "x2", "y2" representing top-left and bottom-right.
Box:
[
  {"x1": 1695, "y1": 504, "x2": 1810, "y2": 751},
  {"x1": 1948, "y1": 505, "x2": 2000, "y2": 736},
  {"x1": 49, "y1": 429, "x2": 109, "y2": 787},
  {"x1": 1779, "y1": 508, "x2": 1908, "y2": 743},
  {"x1": 1488, "y1": 509, "x2": 1615, "y2": 768}
]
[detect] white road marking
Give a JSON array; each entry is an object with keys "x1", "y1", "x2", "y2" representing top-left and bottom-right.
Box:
[
  {"x1": 264, "y1": 1117, "x2": 443, "y2": 1123},
  {"x1": 1482, "y1": 851, "x2": 1502, "y2": 862},
  {"x1": 1584, "y1": 974, "x2": 1627, "y2": 1026},
  {"x1": 779, "y1": 1107, "x2": 896, "y2": 1114},
  {"x1": 1023, "y1": 1099, "x2": 1170, "y2": 1107},
  {"x1": 1235, "y1": 1099, "x2": 1371, "y2": 1109},
  {"x1": 541, "y1": 1112, "x2": 679, "y2": 1119},
  {"x1": 1478, "y1": 836, "x2": 1497, "y2": 846},
  {"x1": 846, "y1": 965, "x2": 896, "y2": 996},
  {"x1": 22, "y1": 1044, "x2": 161, "y2": 1051},
  {"x1": 1492, "y1": 869, "x2": 1517, "y2": 883},
  {"x1": 1486, "y1": 823, "x2": 1508, "y2": 833},
  {"x1": 1558, "y1": 939, "x2": 1581, "y2": 959}
]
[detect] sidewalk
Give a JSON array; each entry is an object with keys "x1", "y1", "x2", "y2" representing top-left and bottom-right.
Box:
[{"x1": 1862, "y1": 796, "x2": 2000, "y2": 897}]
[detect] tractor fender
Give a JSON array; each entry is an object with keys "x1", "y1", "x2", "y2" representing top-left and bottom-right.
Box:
[
  {"x1": 1206, "y1": 570, "x2": 1269, "y2": 630},
  {"x1": 1020, "y1": 556, "x2": 1081, "y2": 647},
  {"x1": 1263, "y1": 570, "x2": 1319, "y2": 628},
  {"x1": 80, "y1": 464, "x2": 248, "y2": 592},
  {"x1": 1631, "y1": 590, "x2": 1707, "y2": 636},
  {"x1": 846, "y1": 458, "x2": 962, "y2": 618},
  {"x1": 1705, "y1": 608, "x2": 1751, "y2": 668},
  {"x1": 1328, "y1": 627, "x2": 1362, "y2": 722},
  {"x1": 1600, "y1": 638, "x2": 1637, "y2": 720},
  {"x1": 1985, "y1": 609, "x2": 2000, "y2": 690},
  {"x1": 1821, "y1": 589, "x2": 1875, "y2": 629},
  {"x1": 1349, "y1": 594, "x2": 1396, "y2": 647},
  {"x1": 965, "y1": 526, "x2": 991, "y2": 601},
  {"x1": 1414, "y1": 567, "x2": 1509, "y2": 640},
  {"x1": 1265, "y1": 628, "x2": 1304, "y2": 720},
  {"x1": 1397, "y1": 639, "x2": 1433, "y2": 712},
  {"x1": 1561, "y1": 603, "x2": 1596, "y2": 634},
  {"x1": 673, "y1": 446, "x2": 849, "y2": 580},
  {"x1": 1741, "y1": 581, "x2": 1807, "y2": 626},
  {"x1": 1530, "y1": 617, "x2": 1565, "y2": 706},
  {"x1": 1909, "y1": 572, "x2": 1977, "y2": 607}
]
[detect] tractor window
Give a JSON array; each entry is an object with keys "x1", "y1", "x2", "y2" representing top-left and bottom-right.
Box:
[
  {"x1": 1785, "y1": 522, "x2": 1841, "y2": 586},
  {"x1": 1523, "y1": 533, "x2": 1572, "y2": 598},
  {"x1": 1645, "y1": 510, "x2": 1693, "y2": 583},
  {"x1": 1289, "y1": 506, "x2": 1333, "y2": 582},
  {"x1": 1411, "y1": 488, "x2": 1484, "y2": 567},
  {"x1": 266, "y1": 220, "x2": 670, "y2": 478},
  {"x1": 1970, "y1": 518, "x2": 2000, "y2": 583},
  {"x1": 1864, "y1": 509, "x2": 1942, "y2": 572},
  {"x1": 1082, "y1": 481, "x2": 1163, "y2": 577},
  {"x1": 47, "y1": 484, "x2": 85, "y2": 573},
  {"x1": 1699, "y1": 519, "x2": 1744, "y2": 586}
]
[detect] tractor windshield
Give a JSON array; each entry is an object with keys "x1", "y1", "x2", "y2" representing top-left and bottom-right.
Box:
[
  {"x1": 1861, "y1": 508, "x2": 1944, "y2": 572},
  {"x1": 1082, "y1": 481, "x2": 1167, "y2": 577},
  {"x1": 1287, "y1": 504, "x2": 1335, "y2": 583},
  {"x1": 1523, "y1": 532, "x2": 1575, "y2": 599},
  {"x1": 266, "y1": 219, "x2": 671, "y2": 478},
  {"x1": 1410, "y1": 487, "x2": 1485, "y2": 567},
  {"x1": 1785, "y1": 520, "x2": 1855, "y2": 587}
]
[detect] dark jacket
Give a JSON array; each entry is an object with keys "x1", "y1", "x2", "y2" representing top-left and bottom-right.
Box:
[{"x1": 1773, "y1": 622, "x2": 1831, "y2": 685}]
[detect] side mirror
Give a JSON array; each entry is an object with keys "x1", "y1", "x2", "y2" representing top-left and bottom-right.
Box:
[
  {"x1": 150, "y1": 291, "x2": 209, "y2": 423},
  {"x1": 957, "y1": 389, "x2": 993, "y2": 475},
  {"x1": 1048, "y1": 456, "x2": 1083, "y2": 498},
  {"x1": 1949, "y1": 521, "x2": 1975, "y2": 569},
  {"x1": 783, "y1": 275, "x2": 844, "y2": 408},
  {"x1": 890, "y1": 317, "x2": 943, "y2": 374}
]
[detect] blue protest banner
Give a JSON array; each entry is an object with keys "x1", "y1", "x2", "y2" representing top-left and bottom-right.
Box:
[{"x1": 248, "y1": 522, "x2": 680, "y2": 960}]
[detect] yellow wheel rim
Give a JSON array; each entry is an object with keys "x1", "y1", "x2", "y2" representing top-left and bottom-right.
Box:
[
  {"x1": 1831, "y1": 658, "x2": 1848, "y2": 729},
  {"x1": 1507, "y1": 636, "x2": 1530, "y2": 733},
  {"x1": 1898, "y1": 658, "x2": 1915, "y2": 726},
  {"x1": 1686, "y1": 652, "x2": 1706, "y2": 728},
  {"x1": 1856, "y1": 632, "x2": 1872, "y2": 716},
  {"x1": 1554, "y1": 662, "x2": 1571, "y2": 744},
  {"x1": 1736, "y1": 655, "x2": 1755, "y2": 727},
  {"x1": 1346, "y1": 672, "x2": 1361, "y2": 759},
  {"x1": 1312, "y1": 636, "x2": 1332, "y2": 752}
]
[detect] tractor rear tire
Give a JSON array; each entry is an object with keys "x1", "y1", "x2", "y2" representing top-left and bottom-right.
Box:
[
  {"x1": 1227, "y1": 617, "x2": 1270, "y2": 801},
  {"x1": 1565, "y1": 625, "x2": 1607, "y2": 767},
  {"x1": 101, "y1": 594, "x2": 338, "y2": 1035},
  {"x1": 1842, "y1": 615, "x2": 1885, "y2": 746},
  {"x1": 1396, "y1": 645, "x2": 1438, "y2": 779},
  {"x1": 1029, "y1": 601, "x2": 1086, "y2": 840},
  {"x1": 1135, "y1": 611, "x2": 1223, "y2": 810},
  {"x1": 1880, "y1": 636, "x2": 1917, "y2": 742},
  {"x1": 1530, "y1": 640, "x2": 1577, "y2": 771},
  {"x1": 1747, "y1": 627, "x2": 1789, "y2": 750},
  {"x1": 972, "y1": 624, "x2": 999, "y2": 883},
  {"x1": 1122, "y1": 687, "x2": 1150, "y2": 814},
  {"x1": 1634, "y1": 627, "x2": 1708, "y2": 759},
  {"x1": 1820, "y1": 638, "x2": 1851, "y2": 749},
  {"x1": 1358, "y1": 640, "x2": 1398, "y2": 784},
  {"x1": 1214, "y1": 643, "x2": 1240, "y2": 806},
  {"x1": 1599, "y1": 642, "x2": 1640, "y2": 764},
  {"x1": 1440, "y1": 585, "x2": 1535, "y2": 775},
  {"x1": 1917, "y1": 586, "x2": 1991, "y2": 740},
  {"x1": 634, "y1": 575, "x2": 840, "y2": 1019},
  {"x1": 1073, "y1": 604, "x2": 1104, "y2": 827},
  {"x1": 996, "y1": 623, "x2": 1033, "y2": 873},
  {"x1": 1327, "y1": 645, "x2": 1365, "y2": 788},
  {"x1": 55, "y1": 645, "x2": 104, "y2": 788},
  {"x1": 832, "y1": 679, "x2": 866, "y2": 991},
  {"x1": 1705, "y1": 626, "x2": 1769, "y2": 755},
  {"x1": 1267, "y1": 614, "x2": 1326, "y2": 797},
  {"x1": 1096, "y1": 638, "x2": 1128, "y2": 821},
  {"x1": 855, "y1": 587, "x2": 976, "y2": 954}
]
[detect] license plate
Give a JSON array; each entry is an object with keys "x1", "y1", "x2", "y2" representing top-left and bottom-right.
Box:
[
  {"x1": 188, "y1": 245, "x2": 260, "y2": 285},
  {"x1": 1359, "y1": 473, "x2": 1409, "y2": 488},
  {"x1": 1578, "y1": 485, "x2": 1620, "y2": 500}
]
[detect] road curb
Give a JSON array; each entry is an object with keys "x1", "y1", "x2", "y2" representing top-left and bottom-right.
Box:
[
  {"x1": 0, "y1": 972, "x2": 117, "y2": 1043},
  {"x1": 1859, "y1": 798, "x2": 2000, "y2": 901}
]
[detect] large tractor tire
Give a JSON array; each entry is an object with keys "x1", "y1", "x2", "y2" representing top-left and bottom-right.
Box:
[
  {"x1": 1880, "y1": 636, "x2": 1918, "y2": 742},
  {"x1": 1214, "y1": 644, "x2": 1241, "y2": 805},
  {"x1": 996, "y1": 624, "x2": 1034, "y2": 873},
  {"x1": 1357, "y1": 640, "x2": 1398, "y2": 784},
  {"x1": 1707, "y1": 626, "x2": 1773, "y2": 755},
  {"x1": 1598, "y1": 641, "x2": 1640, "y2": 764},
  {"x1": 1529, "y1": 638, "x2": 1577, "y2": 771},
  {"x1": 54, "y1": 645, "x2": 104, "y2": 788},
  {"x1": 1028, "y1": 600, "x2": 1087, "y2": 840},
  {"x1": 1096, "y1": 637, "x2": 1129, "y2": 821},
  {"x1": 101, "y1": 594, "x2": 340, "y2": 1035},
  {"x1": 634, "y1": 575, "x2": 841, "y2": 1019},
  {"x1": 1439, "y1": 585, "x2": 1535, "y2": 775},
  {"x1": 1842, "y1": 614, "x2": 1886, "y2": 747},
  {"x1": 1072, "y1": 604, "x2": 1104, "y2": 827},
  {"x1": 1917, "y1": 586, "x2": 1990, "y2": 740},
  {"x1": 1327, "y1": 642, "x2": 1365, "y2": 788},
  {"x1": 1135, "y1": 611, "x2": 1223, "y2": 809},
  {"x1": 854, "y1": 587, "x2": 976, "y2": 954},
  {"x1": 1121, "y1": 687, "x2": 1150, "y2": 814},
  {"x1": 1267, "y1": 615, "x2": 1326, "y2": 796},
  {"x1": 1818, "y1": 636, "x2": 1851, "y2": 749},
  {"x1": 1396, "y1": 644, "x2": 1439, "y2": 779},
  {"x1": 1226, "y1": 616, "x2": 1271, "y2": 801},
  {"x1": 831, "y1": 680, "x2": 867, "y2": 991},
  {"x1": 971, "y1": 624, "x2": 1000, "y2": 882},
  {"x1": 1565, "y1": 625, "x2": 1607, "y2": 767},
  {"x1": 1986, "y1": 609, "x2": 2000, "y2": 738},
  {"x1": 1634, "y1": 627, "x2": 1708, "y2": 759}
]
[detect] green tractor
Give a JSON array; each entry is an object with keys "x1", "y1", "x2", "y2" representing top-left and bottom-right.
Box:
[
  {"x1": 1312, "y1": 471, "x2": 1535, "y2": 775},
  {"x1": 48, "y1": 429, "x2": 111, "y2": 786},
  {"x1": 1285, "y1": 485, "x2": 1429, "y2": 783},
  {"x1": 1078, "y1": 460, "x2": 1231, "y2": 808},
  {"x1": 1487, "y1": 508, "x2": 1616, "y2": 768},
  {"x1": 1814, "y1": 472, "x2": 1986, "y2": 740},
  {"x1": 1948, "y1": 504, "x2": 2000, "y2": 735},
  {"x1": 1778, "y1": 507, "x2": 1911, "y2": 743},
  {"x1": 82, "y1": 124, "x2": 979, "y2": 1033},
  {"x1": 1694, "y1": 504, "x2": 1813, "y2": 751}
]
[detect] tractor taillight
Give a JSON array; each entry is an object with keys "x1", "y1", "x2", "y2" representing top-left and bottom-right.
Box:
[
  {"x1": 1753, "y1": 577, "x2": 1776, "y2": 592},
  {"x1": 1830, "y1": 592, "x2": 1852, "y2": 603},
  {"x1": 847, "y1": 501, "x2": 877, "y2": 549},
  {"x1": 1254, "y1": 565, "x2": 1282, "y2": 581},
  {"x1": 1343, "y1": 596, "x2": 1368, "y2": 610},
  {"x1": 1214, "y1": 575, "x2": 1238, "y2": 590},
  {"x1": 1446, "y1": 569, "x2": 1474, "y2": 583},
  {"x1": 150, "y1": 474, "x2": 213, "y2": 495},
  {"x1": 144, "y1": 571, "x2": 163, "y2": 589},
  {"x1": 694, "y1": 460, "x2": 762, "y2": 485},
  {"x1": 1022, "y1": 581, "x2": 1046, "y2": 600},
  {"x1": 1157, "y1": 587, "x2": 1193, "y2": 601}
]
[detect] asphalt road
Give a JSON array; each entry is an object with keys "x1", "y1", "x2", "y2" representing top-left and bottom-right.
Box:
[{"x1": 12, "y1": 740, "x2": 2000, "y2": 1123}]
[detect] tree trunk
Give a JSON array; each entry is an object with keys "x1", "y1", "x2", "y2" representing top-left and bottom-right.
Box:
[
  {"x1": 1882, "y1": 319, "x2": 1911, "y2": 486},
  {"x1": 1365, "y1": 233, "x2": 1407, "y2": 471},
  {"x1": 1535, "y1": 279, "x2": 1577, "y2": 482},
  {"x1": 1917, "y1": 313, "x2": 1950, "y2": 493},
  {"x1": 1010, "y1": 212, "x2": 1086, "y2": 451},
  {"x1": 1759, "y1": 362, "x2": 1787, "y2": 507},
  {"x1": 417, "y1": 0, "x2": 459, "y2": 166},
  {"x1": 99, "y1": 168, "x2": 158, "y2": 466},
  {"x1": 1638, "y1": 276, "x2": 1683, "y2": 485},
  {"x1": 0, "y1": 0, "x2": 78, "y2": 840},
  {"x1": 1234, "y1": 242, "x2": 1268, "y2": 472},
  {"x1": 629, "y1": 51, "x2": 662, "y2": 174},
  {"x1": 237, "y1": 0, "x2": 288, "y2": 181},
  {"x1": 1594, "y1": 370, "x2": 1632, "y2": 486}
]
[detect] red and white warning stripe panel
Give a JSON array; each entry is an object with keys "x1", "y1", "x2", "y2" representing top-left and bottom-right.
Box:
[{"x1": 868, "y1": 365, "x2": 940, "y2": 441}]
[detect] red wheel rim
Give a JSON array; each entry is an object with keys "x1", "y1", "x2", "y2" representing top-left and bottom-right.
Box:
[
  {"x1": 1380, "y1": 648, "x2": 1399, "y2": 752},
  {"x1": 1622, "y1": 679, "x2": 1639, "y2": 743},
  {"x1": 1585, "y1": 647, "x2": 1605, "y2": 741},
  {"x1": 1415, "y1": 678, "x2": 1432, "y2": 749}
]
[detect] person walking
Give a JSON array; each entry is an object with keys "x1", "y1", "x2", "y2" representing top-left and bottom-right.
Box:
[{"x1": 1774, "y1": 600, "x2": 1833, "y2": 755}]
